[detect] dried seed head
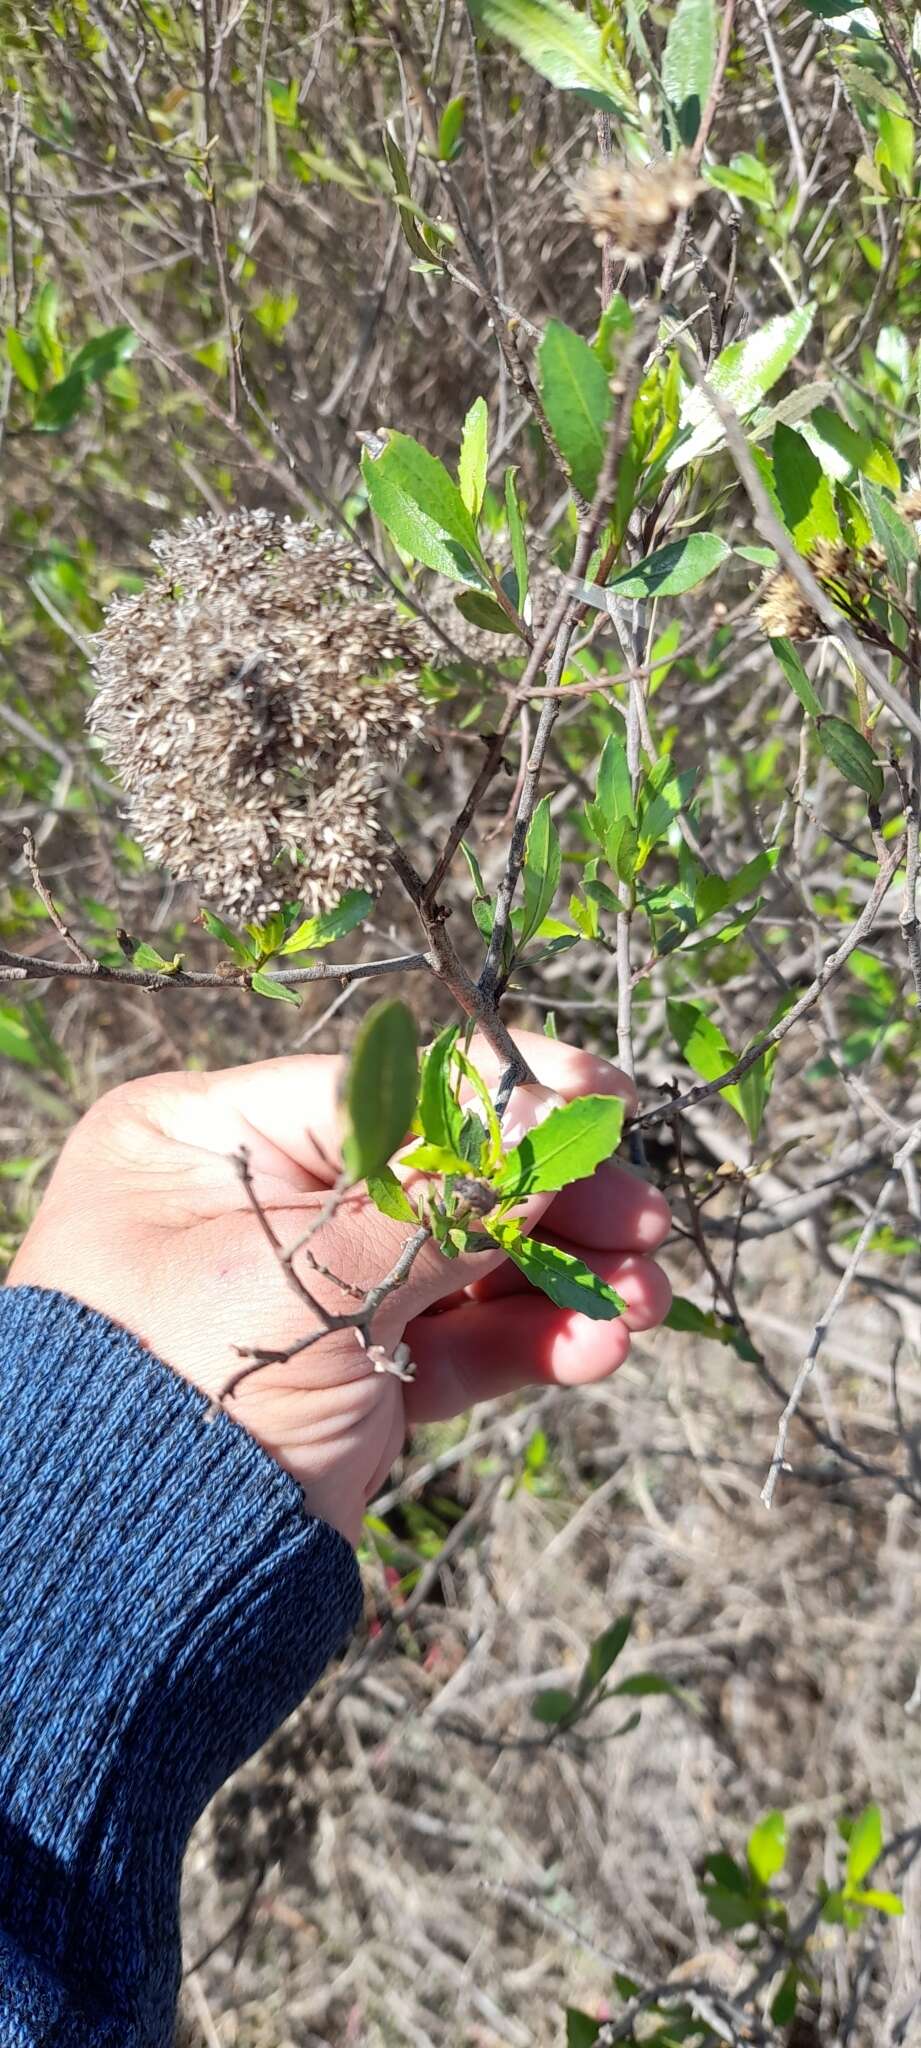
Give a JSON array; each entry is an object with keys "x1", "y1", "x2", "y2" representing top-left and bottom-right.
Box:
[
  {"x1": 862, "y1": 542, "x2": 887, "y2": 574},
  {"x1": 573, "y1": 154, "x2": 701, "y2": 264},
  {"x1": 90, "y1": 510, "x2": 431, "y2": 919},
  {"x1": 898, "y1": 488, "x2": 921, "y2": 523},
  {"x1": 757, "y1": 570, "x2": 823, "y2": 642}
]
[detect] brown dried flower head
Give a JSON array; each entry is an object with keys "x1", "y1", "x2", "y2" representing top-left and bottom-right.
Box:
[
  {"x1": 898, "y1": 487, "x2": 921, "y2": 523},
  {"x1": 90, "y1": 510, "x2": 430, "y2": 920},
  {"x1": 573, "y1": 154, "x2": 701, "y2": 263},
  {"x1": 757, "y1": 536, "x2": 889, "y2": 641}
]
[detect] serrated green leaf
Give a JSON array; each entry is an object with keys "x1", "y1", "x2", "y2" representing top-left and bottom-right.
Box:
[
  {"x1": 489, "y1": 1223, "x2": 627, "y2": 1318},
  {"x1": 662, "y1": 0, "x2": 716, "y2": 144},
  {"x1": 362, "y1": 431, "x2": 488, "y2": 585},
  {"x1": 816, "y1": 716, "x2": 884, "y2": 802},
  {"x1": 470, "y1": 0, "x2": 631, "y2": 106},
  {"x1": 458, "y1": 396, "x2": 488, "y2": 517},
  {"x1": 279, "y1": 888, "x2": 373, "y2": 954},
  {"x1": 846, "y1": 1803, "x2": 883, "y2": 1887},
  {"x1": 772, "y1": 423, "x2": 839, "y2": 549},
  {"x1": 343, "y1": 998, "x2": 419, "y2": 1182},
  {"x1": 495, "y1": 1093, "x2": 625, "y2": 1198},
  {"x1": 520, "y1": 795, "x2": 562, "y2": 948},
  {"x1": 504, "y1": 466, "x2": 529, "y2": 610},
  {"x1": 366, "y1": 1164, "x2": 418, "y2": 1224},
  {"x1": 539, "y1": 320, "x2": 611, "y2": 499},
  {"x1": 748, "y1": 1811, "x2": 787, "y2": 1885},
  {"x1": 667, "y1": 305, "x2": 815, "y2": 472}
]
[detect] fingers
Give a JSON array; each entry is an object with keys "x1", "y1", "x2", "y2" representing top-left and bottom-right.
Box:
[
  {"x1": 132, "y1": 1026, "x2": 636, "y2": 1196},
  {"x1": 404, "y1": 1249, "x2": 671, "y2": 1423},
  {"x1": 534, "y1": 1160, "x2": 671, "y2": 1255}
]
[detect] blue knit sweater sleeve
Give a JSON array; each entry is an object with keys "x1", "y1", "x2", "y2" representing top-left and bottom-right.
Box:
[{"x1": 0, "y1": 1285, "x2": 363, "y2": 2046}]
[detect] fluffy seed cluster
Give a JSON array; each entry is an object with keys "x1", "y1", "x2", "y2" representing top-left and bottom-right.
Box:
[
  {"x1": 573, "y1": 154, "x2": 701, "y2": 263},
  {"x1": 90, "y1": 509, "x2": 430, "y2": 919},
  {"x1": 757, "y1": 537, "x2": 890, "y2": 641}
]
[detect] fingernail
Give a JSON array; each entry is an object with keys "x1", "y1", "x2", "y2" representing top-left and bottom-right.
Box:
[{"x1": 501, "y1": 1084, "x2": 565, "y2": 1149}]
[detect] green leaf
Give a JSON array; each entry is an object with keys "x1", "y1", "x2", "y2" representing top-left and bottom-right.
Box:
[
  {"x1": 342, "y1": 998, "x2": 419, "y2": 1182},
  {"x1": 504, "y1": 467, "x2": 529, "y2": 610},
  {"x1": 382, "y1": 129, "x2": 432, "y2": 262},
  {"x1": 458, "y1": 396, "x2": 488, "y2": 518},
  {"x1": 637, "y1": 762, "x2": 696, "y2": 862},
  {"x1": 803, "y1": 405, "x2": 900, "y2": 491},
  {"x1": 437, "y1": 92, "x2": 466, "y2": 160},
  {"x1": 532, "y1": 1686, "x2": 577, "y2": 1723},
  {"x1": 539, "y1": 320, "x2": 611, "y2": 499},
  {"x1": 851, "y1": 1888, "x2": 903, "y2": 1915},
  {"x1": 366, "y1": 1165, "x2": 418, "y2": 1224},
  {"x1": 565, "y1": 2010, "x2": 603, "y2": 2048},
  {"x1": 663, "y1": 1295, "x2": 759, "y2": 1363},
  {"x1": 598, "y1": 532, "x2": 728, "y2": 600},
  {"x1": 861, "y1": 481, "x2": 918, "y2": 594},
  {"x1": 770, "y1": 636, "x2": 823, "y2": 717},
  {"x1": 200, "y1": 907, "x2": 257, "y2": 965},
  {"x1": 130, "y1": 941, "x2": 182, "y2": 974},
  {"x1": 584, "y1": 1614, "x2": 632, "y2": 1688},
  {"x1": 748, "y1": 1811, "x2": 787, "y2": 1885},
  {"x1": 667, "y1": 305, "x2": 815, "y2": 472},
  {"x1": 495, "y1": 1094, "x2": 625, "y2": 1198},
  {"x1": 453, "y1": 589, "x2": 519, "y2": 634},
  {"x1": 518, "y1": 795, "x2": 562, "y2": 952},
  {"x1": 611, "y1": 1672, "x2": 681, "y2": 1697},
  {"x1": 250, "y1": 969, "x2": 300, "y2": 1004},
  {"x1": 362, "y1": 431, "x2": 487, "y2": 585},
  {"x1": 667, "y1": 998, "x2": 754, "y2": 1127},
  {"x1": 5, "y1": 326, "x2": 40, "y2": 393},
  {"x1": 816, "y1": 716, "x2": 884, "y2": 802},
  {"x1": 470, "y1": 0, "x2": 631, "y2": 106},
  {"x1": 662, "y1": 0, "x2": 716, "y2": 145},
  {"x1": 418, "y1": 1025, "x2": 464, "y2": 1149},
  {"x1": 488, "y1": 1223, "x2": 627, "y2": 1319},
  {"x1": 596, "y1": 730, "x2": 635, "y2": 827},
  {"x1": 772, "y1": 423, "x2": 839, "y2": 549},
  {"x1": 68, "y1": 324, "x2": 138, "y2": 382},
  {"x1": 279, "y1": 888, "x2": 374, "y2": 953},
  {"x1": 771, "y1": 1968, "x2": 799, "y2": 2026},
  {"x1": 33, "y1": 369, "x2": 88, "y2": 433},
  {"x1": 846, "y1": 1803, "x2": 883, "y2": 1888},
  {"x1": 705, "y1": 152, "x2": 776, "y2": 208}
]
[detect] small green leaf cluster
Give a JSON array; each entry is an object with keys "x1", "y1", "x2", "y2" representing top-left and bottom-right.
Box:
[
  {"x1": 200, "y1": 890, "x2": 374, "y2": 1004},
  {"x1": 342, "y1": 1001, "x2": 628, "y2": 1320},
  {"x1": 531, "y1": 1610, "x2": 681, "y2": 1736},
  {"x1": 6, "y1": 301, "x2": 138, "y2": 434},
  {"x1": 565, "y1": 1802, "x2": 902, "y2": 2044}
]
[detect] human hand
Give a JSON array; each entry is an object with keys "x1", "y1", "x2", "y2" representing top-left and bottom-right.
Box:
[{"x1": 9, "y1": 1028, "x2": 670, "y2": 1543}]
